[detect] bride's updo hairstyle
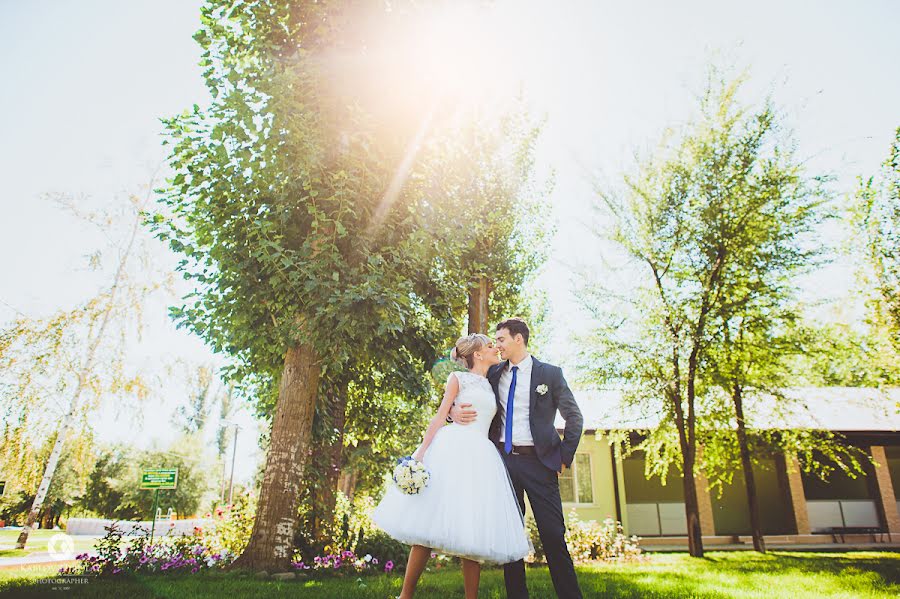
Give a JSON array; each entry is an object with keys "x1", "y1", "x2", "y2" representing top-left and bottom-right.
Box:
[{"x1": 450, "y1": 333, "x2": 491, "y2": 369}]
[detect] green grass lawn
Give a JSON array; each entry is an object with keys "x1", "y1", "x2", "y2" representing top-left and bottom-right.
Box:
[
  {"x1": 1, "y1": 551, "x2": 898, "y2": 598},
  {"x1": 0, "y1": 530, "x2": 99, "y2": 559}
]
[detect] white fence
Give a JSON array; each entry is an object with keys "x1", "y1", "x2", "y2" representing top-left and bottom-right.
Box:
[{"x1": 65, "y1": 517, "x2": 213, "y2": 536}]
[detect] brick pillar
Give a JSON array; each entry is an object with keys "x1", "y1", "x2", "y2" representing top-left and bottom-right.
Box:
[
  {"x1": 778, "y1": 453, "x2": 810, "y2": 535},
  {"x1": 693, "y1": 465, "x2": 716, "y2": 536},
  {"x1": 869, "y1": 446, "x2": 900, "y2": 536}
]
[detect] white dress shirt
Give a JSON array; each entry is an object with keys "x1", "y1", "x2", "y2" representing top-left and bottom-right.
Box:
[{"x1": 498, "y1": 354, "x2": 534, "y2": 445}]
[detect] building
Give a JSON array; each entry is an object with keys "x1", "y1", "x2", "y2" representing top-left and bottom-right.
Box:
[{"x1": 555, "y1": 387, "x2": 900, "y2": 548}]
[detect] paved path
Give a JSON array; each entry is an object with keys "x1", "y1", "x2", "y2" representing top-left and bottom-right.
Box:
[{"x1": 0, "y1": 538, "x2": 100, "y2": 571}]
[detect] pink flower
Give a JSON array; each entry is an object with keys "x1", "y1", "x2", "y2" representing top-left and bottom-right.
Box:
[{"x1": 385, "y1": 560, "x2": 394, "y2": 572}]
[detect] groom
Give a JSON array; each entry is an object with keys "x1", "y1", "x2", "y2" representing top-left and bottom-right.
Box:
[{"x1": 450, "y1": 317, "x2": 583, "y2": 599}]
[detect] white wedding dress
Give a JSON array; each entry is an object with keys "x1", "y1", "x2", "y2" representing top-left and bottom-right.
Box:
[{"x1": 371, "y1": 370, "x2": 532, "y2": 564}]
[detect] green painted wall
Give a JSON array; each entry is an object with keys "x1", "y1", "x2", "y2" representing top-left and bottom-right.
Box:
[
  {"x1": 708, "y1": 459, "x2": 793, "y2": 535},
  {"x1": 622, "y1": 451, "x2": 684, "y2": 502},
  {"x1": 801, "y1": 456, "x2": 872, "y2": 500}
]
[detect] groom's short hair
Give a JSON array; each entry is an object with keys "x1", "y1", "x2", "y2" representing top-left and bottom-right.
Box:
[{"x1": 496, "y1": 318, "x2": 529, "y2": 346}]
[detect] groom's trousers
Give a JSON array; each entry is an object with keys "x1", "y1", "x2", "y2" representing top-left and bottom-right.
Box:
[{"x1": 500, "y1": 449, "x2": 583, "y2": 599}]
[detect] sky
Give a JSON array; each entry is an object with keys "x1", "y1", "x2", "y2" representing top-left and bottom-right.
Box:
[{"x1": 1, "y1": 1, "x2": 899, "y2": 489}]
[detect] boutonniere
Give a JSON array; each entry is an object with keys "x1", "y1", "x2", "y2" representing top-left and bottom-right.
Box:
[{"x1": 536, "y1": 384, "x2": 549, "y2": 395}]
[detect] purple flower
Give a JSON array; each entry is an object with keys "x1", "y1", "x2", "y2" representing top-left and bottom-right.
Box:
[
  {"x1": 191, "y1": 566, "x2": 200, "y2": 573},
  {"x1": 334, "y1": 558, "x2": 342, "y2": 568},
  {"x1": 372, "y1": 558, "x2": 379, "y2": 565},
  {"x1": 385, "y1": 560, "x2": 394, "y2": 572}
]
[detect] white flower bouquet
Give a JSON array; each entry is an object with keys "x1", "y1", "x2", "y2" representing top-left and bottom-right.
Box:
[{"x1": 392, "y1": 455, "x2": 430, "y2": 495}]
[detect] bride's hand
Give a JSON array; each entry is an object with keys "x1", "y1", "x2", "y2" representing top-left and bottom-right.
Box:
[
  {"x1": 449, "y1": 402, "x2": 477, "y2": 424},
  {"x1": 412, "y1": 449, "x2": 424, "y2": 462}
]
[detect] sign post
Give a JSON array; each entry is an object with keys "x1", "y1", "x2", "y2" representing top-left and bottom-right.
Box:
[{"x1": 140, "y1": 468, "x2": 178, "y2": 543}]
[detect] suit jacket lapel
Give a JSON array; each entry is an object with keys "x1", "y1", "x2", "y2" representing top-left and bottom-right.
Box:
[
  {"x1": 489, "y1": 361, "x2": 506, "y2": 402},
  {"x1": 529, "y1": 357, "x2": 544, "y2": 415}
]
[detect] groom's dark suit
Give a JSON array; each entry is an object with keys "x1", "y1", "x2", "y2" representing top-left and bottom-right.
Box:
[{"x1": 488, "y1": 357, "x2": 583, "y2": 599}]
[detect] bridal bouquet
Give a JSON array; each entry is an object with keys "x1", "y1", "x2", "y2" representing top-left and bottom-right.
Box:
[{"x1": 392, "y1": 456, "x2": 430, "y2": 495}]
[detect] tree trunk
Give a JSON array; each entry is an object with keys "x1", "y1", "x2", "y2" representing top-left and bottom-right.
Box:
[
  {"x1": 668, "y1": 356, "x2": 704, "y2": 558},
  {"x1": 227, "y1": 342, "x2": 321, "y2": 573},
  {"x1": 733, "y1": 384, "x2": 766, "y2": 552},
  {"x1": 467, "y1": 277, "x2": 491, "y2": 334},
  {"x1": 681, "y1": 448, "x2": 705, "y2": 557},
  {"x1": 313, "y1": 384, "x2": 347, "y2": 547},
  {"x1": 338, "y1": 468, "x2": 358, "y2": 499}
]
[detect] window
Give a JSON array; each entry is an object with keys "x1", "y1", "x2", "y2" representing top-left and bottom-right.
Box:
[{"x1": 560, "y1": 453, "x2": 594, "y2": 504}]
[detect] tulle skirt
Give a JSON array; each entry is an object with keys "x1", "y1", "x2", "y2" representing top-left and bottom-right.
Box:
[{"x1": 371, "y1": 424, "x2": 532, "y2": 565}]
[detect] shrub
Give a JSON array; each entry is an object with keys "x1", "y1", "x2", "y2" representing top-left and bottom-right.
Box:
[
  {"x1": 198, "y1": 489, "x2": 257, "y2": 557},
  {"x1": 524, "y1": 512, "x2": 544, "y2": 563},
  {"x1": 564, "y1": 509, "x2": 642, "y2": 563},
  {"x1": 353, "y1": 528, "x2": 410, "y2": 571},
  {"x1": 525, "y1": 509, "x2": 642, "y2": 564}
]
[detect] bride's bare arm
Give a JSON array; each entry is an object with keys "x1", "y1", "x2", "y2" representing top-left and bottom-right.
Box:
[{"x1": 412, "y1": 373, "x2": 460, "y2": 461}]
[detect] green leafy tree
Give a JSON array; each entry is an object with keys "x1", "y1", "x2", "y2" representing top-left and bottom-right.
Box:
[
  {"x1": 584, "y1": 69, "x2": 846, "y2": 556},
  {"x1": 856, "y1": 127, "x2": 900, "y2": 348},
  {"x1": 0, "y1": 192, "x2": 160, "y2": 548},
  {"x1": 788, "y1": 321, "x2": 900, "y2": 387},
  {"x1": 78, "y1": 439, "x2": 211, "y2": 521},
  {"x1": 78, "y1": 445, "x2": 131, "y2": 519},
  {"x1": 123, "y1": 437, "x2": 211, "y2": 520},
  {"x1": 172, "y1": 364, "x2": 217, "y2": 435},
  {"x1": 419, "y1": 107, "x2": 552, "y2": 333},
  {"x1": 702, "y1": 311, "x2": 867, "y2": 552},
  {"x1": 149, "y1": 0, "x2": 486, "y2": 572},
  {"x1": 295, "y1": 105, "x2": 552, "y2": 552}
]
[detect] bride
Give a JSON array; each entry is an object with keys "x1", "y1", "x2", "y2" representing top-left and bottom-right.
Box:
[{"x1": 372, "y1": 333, "x2": 531, "y2": 598}]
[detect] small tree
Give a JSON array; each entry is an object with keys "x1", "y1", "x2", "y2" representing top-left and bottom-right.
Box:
[
  {"x1": 0, "y1": 190, "x2": 160, "y2": 549},
  {"x1": 851, "y1": 127, "x2": 900, "y2": 395},
  {"x1": 585, "y1": 69, "x2": 839, "y2": 556}
]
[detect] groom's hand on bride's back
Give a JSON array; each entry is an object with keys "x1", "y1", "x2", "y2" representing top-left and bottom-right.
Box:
[{"x1": 448, "y1": 402, "x2": 477, "y2": 424}]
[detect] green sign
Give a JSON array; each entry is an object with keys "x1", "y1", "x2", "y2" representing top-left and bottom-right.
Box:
[{"x1": 140, "y1": 468, "x2": 178, "y2": 489}]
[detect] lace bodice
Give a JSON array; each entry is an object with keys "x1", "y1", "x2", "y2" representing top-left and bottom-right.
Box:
[{"x1": 451, "y1": 371, "x2": 497, "y2": 436}]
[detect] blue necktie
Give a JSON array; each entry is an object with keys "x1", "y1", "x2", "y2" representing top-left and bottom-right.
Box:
[{"x1": 504, "y1": 366, "x2": 519, "y2": 454}]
